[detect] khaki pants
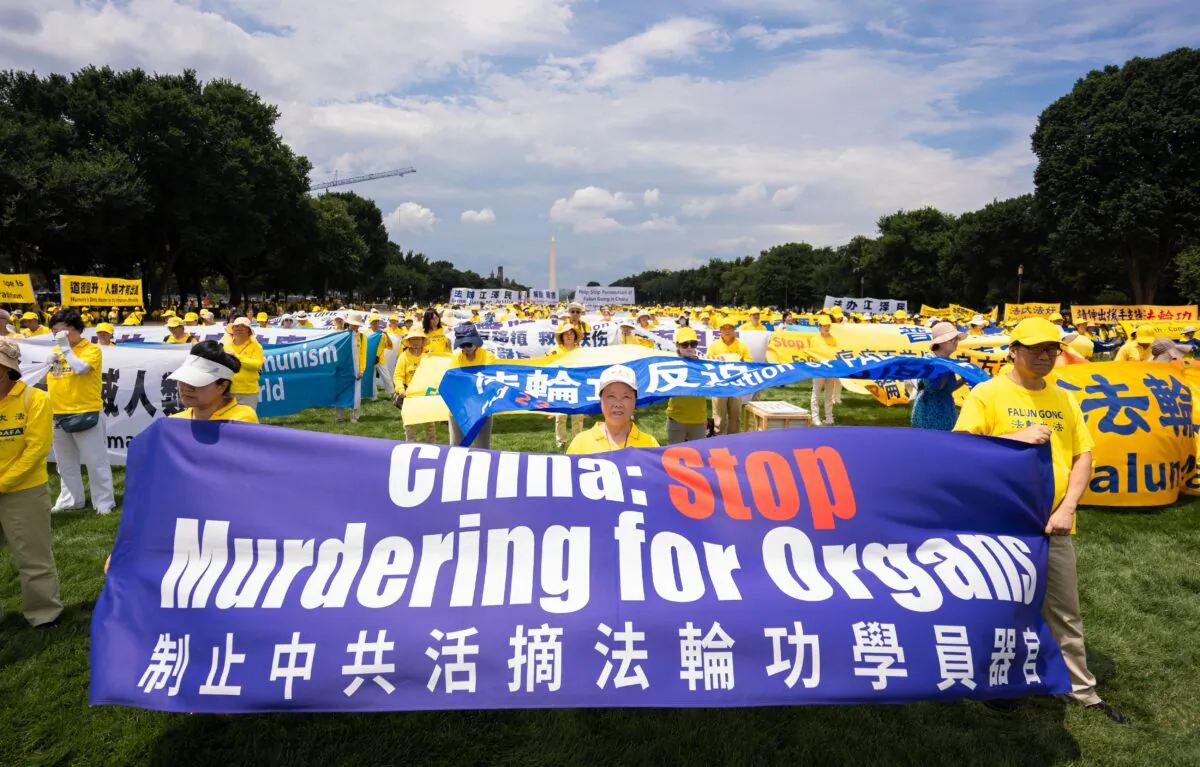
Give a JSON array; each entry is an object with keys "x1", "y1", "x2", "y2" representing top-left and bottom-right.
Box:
[
  {"x1": 667, "y1": 419, "x2": 707, "y2": 445},
  {"x1": 450, "y1": 415, "x2": 492, "y2": 449},
  {"x1": 404, "y1": 423, "x2": 438, "y2": 442},
  {"x1": 711, "y1": 397, "x2": 741, "y2": 435},
  {"x1": 234, "y1": 393, "x2": 259, "y2": 412},
  {"x1": 555, "y1": 414, "x2": 585, "y2": 445},
  {"x1": 1044, "y1": 536, "x2": 1101, "y2": 705},
  {"x1": 0, "y1": 484, "x2": 63, "y2": 626}
]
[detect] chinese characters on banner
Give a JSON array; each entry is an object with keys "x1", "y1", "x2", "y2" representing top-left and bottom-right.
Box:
[
  {"x1": 0, "y1": 272, "x2": 35, "y2": 303},
  {"x1": 449, "y1": 288, "x2": 522, "y2": 304},
  {"x1": 822, "y1": 296, "x2": 909, "y2": 315},
  {"x1": 92, "y1": 419, "x2": 1069, "y2": 712},
  {"x1": 573, "y1": 287, "x2": 636, "y2": 309},
  {"x1": 1004, "y1": 304, "x2": 1062, "y2": 322},
  {"x1": 1050, "y1": 362, "x2": 1200, "y2": 507},
  {"x1": 528, "y1": 290, "x2": 559, "y2": 305},
  {"x1": 59, "y1": 275, "x2": 143, "y2": 307},
  {"x1": 1070, "y1": 305, "x2": 1198, "y2": 324}
]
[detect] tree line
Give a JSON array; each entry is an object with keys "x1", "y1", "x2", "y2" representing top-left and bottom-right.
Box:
[
  {"x1": 0, "y1": 67, "x2": 523, "y2": 308},
  {"x1": 614, "y1": 48, "x2": 1200, "y2": 309}
]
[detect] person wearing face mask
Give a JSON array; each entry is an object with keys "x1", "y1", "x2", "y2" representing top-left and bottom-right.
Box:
[
  {"x1": 45, "y1": 308, "x2": 115, "y2": 514},
  {"x1": 666, "y1": 327, "x2": 708, "y2": 444},
  {"x1": 222, "y1": 317, "x2": 264, "y2": 412},
  {"x1": 547, "y1": 322, "x2": 586, "y2": 449},
  {"x1": 567, "y1": 365, "x2": 659, "y2": 454},
  {"x1": 708, "y1": 315, "x2": 753, "y2": 435},
  {"x1": 447, "y1": 323, "x2": 496, "y2": 448},
  {"x1": 955, "y1": 318, "x2": 1130, "y2": 725},
  {"x1": 911, "y1": 321, "x2": 967, "y2": 431},
  {"x1": 0, "y1": 338, "x2": 64, "y2": 628}
]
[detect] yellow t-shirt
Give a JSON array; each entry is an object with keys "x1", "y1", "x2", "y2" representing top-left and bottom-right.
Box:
[
  {"x1": 424, "y1": 331, "x2": 452, "y2": 356},
  {"x1": 567, "y1": 422, "x2": 659, "y2": 454},
  {"x1": 1114, "y1": 341, "x2": 1152, "y2": 362},
  {"x1": 223, "y1": 337, "x2": 264, "y2": 395},
  {"x1": 163, "y1": 333, "x2": 197, "y2": 344},
  {"x1": 738, "y1": 321, "x2": 766, "y2": 332},
  {"x1": 708, "y1": 336, "x2": 752, "y2": 362},
  {"x1": 170, "y1": 400, "x2": 259, "y2": 423},
  {"x1": 954, "y1": 374, "x2": 1093, "y2": 529},
  {"x1": 46, "y1": 339, "x2": 103, "y2": 414},
  {"x1": 22, "y1": 325, "x2": 50, "y2": 338},
  {"x1": 668, "y1": 357, "x2": 708, "y2": 425},
  {"x1": 619, "y1": 332, "x2": 656, "y2": 349},
  {"x1": 393, "y1": 349, "x2": 426, "y2": 391},
  {"x1": 449, "y1": 348, "x2": 497, "y2": 369},
  {"x1": 0, "y1": 382, "x2": 52, "y2": 493}
]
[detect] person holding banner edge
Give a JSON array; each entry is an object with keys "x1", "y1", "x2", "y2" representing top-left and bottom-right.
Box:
[
  {"x1": 46, "y1": 309, "x2": 115, "y2": 515},
  {"x1": 223, "y1": 317, "x2": 264, "y2": 413},
  {"x1": 954, "y1": 317, "x2": 1130, "y2": 724},
  {"x1": 667, "y1": 326, "x2": 708, "y2": 444},
  {"x1": 447, "y1": 323, "x2": 495, "y2": 448},
  {"x1": 567, "y1": 364, "x2": 659, "y2": 454},
  {"x1": 547, "y1": 322, "x2": 586, "y2": 449}
]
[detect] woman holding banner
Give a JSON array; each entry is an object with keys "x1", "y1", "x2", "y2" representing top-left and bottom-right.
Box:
[
  {"x1": 222, "y1": 317, "x2": 264, "y2": 412},
  {"x1": 667, "y1": 327, "x2": 708, "y2": 444},
  {"x1": 709, "y1": 315, "x2": 752, "y2": 434},
  {"x1": 423, "y1": 309, "x2": 452, "y2": 356},
  {"x1": 568, "y1": 365, "x2": 658, "y2": 454},
  {"x1": 547, "y1": 323, "x2": 586, "y2": 449},
  {"x1": 447, "y1": 324, "x2": 496, "y2": 448},
  {"x1": 809, "y1": 316, "x2": 839, "y2": 426},
  {"x1": 911, "y1": 321, "x2": 966, "y2": 431},
  {"x1": 393, "y1": 329, "x2": 438, "y2": 443}
]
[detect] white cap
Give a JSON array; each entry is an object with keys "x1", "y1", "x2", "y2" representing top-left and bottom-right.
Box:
[
  {"x1": 618, "y1": 317, "x2": 637, "y2": 328},
  {"x1": 598, "y1": 364, "x2": 638, "y2": 394},
  {"x1": 281, "y1": 313, "x2": 294, "y2": 321},
  {"x1": 169, "y1": 354, "x2": 235, "y2": 387}
]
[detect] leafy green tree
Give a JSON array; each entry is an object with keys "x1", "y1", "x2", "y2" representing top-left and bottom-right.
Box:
[
  {"x1": 1032, "y1": 47, "x2": 1200, "y2": 303},
  {"x1": 860, "y1": 207, "x2": 957, "y2": 306}
]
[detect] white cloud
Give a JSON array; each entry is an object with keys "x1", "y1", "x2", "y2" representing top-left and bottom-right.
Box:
[
  {"x1": 582, "y1": 18, "x2": 726, "y2": 85},
  {"x1": 772, "y1": 185, "x2": 805, "y2": 209},
  {"x1": 385, "y1": 202, "x2": 438, "y2": 232},
  {"x1": 736, "y1": 22, "x2": 848, "y2": 49},
  {"x1": 461, "y1": 207, "x2": 496, "y2": 224},
  {"x1": 643, "y1": 188, "x2": 662, "y2": 206},
  {"x1": 638, "y1": 214, "x2": 681, "y2": 231},
  {"x1": 681, "y1": 183, "x2": 767, "y2": 219},
  {"x1": 549, "y1": 186, "x2": 634, "y2": 233}
]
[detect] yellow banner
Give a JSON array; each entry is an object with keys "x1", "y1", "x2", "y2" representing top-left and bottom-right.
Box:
[
  {"x1": 1116, "y1": 320, "x2": 1198, "y2": 340},
  {"x1": 920, "y1": 305, "x2": 954, "y2": 319},
  {"x1": 60, "y1": 275, "x2": 143, "y2": 307},
  {"x1": 1004, "y1": 303, "x2": 1060, "y2": 322},
  {"x1": 0, "y1": 273, "x2": 35, "y2": 303},
  {"x1": 1071, "y1": 305, "x2": 1198, "y2": 324},
  {"x1": 1048, "y1": 362, "x2": 1197, "y2": 507},
  {"x1": 950, "y1": 304, "x2": 997, "y2": 322},
  {"x1": 767, "y1": 325, "x2": 1007, "y2": 364}
]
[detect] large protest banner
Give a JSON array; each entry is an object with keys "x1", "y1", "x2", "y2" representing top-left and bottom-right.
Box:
[
  {"x1": 767, "y1": 326, "x2": 1008, "y2": 365},
  {"x1": 574, "y1": 287, "x2": 635, "y2": 308},
  {"x1": 442, "y1": 355, "x2": 990, "y2": 445},
  {"x1": 1071, "y1": 305, "x2": 1198, "y2": 324},
  {"x1": 823, "y1": 296, "x2": 909, "y2": 315},
  {"x1": 92, "y1": 419, "x2": 1068, "y2": 712},
  {"x1": 1116, "y1": 320, "x2": 1199, "y2": 340},
  {"x1": 1004, "y1": 303, "x2": 1061, "y2": 322},
  {"x1": 18, "y1": 333, "x2": 355, "y2": 463},
  {"x1": 59, "y1": 275, "x2": 144, "y2": 307},
  {"x1": 1048, "y1": 362, "x2": 1198, "y2": 507},
  {"x1": 528, "y1": 289, "x2": 559, "y2": 305},
  {"x1": 1, "y1": 272, "x2": 35, "y2": 303}
]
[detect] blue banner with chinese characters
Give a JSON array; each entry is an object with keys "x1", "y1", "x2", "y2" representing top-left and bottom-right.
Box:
[
  {"x1": 91, "y1": 419, "x2": 1068, "y2": 712},
  {"x1": 441, "y1": 355, "x2": 991, "y2": 445}
]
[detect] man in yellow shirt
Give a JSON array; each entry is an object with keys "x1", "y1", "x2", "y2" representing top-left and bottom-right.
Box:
[
  {"x1": 1114, "y1": 327, "x2": 1154, "y2": 362},
  {"x1": 0, "y1": 338, "x2": 63, "y2": 628},
  {"x1": 21, "y1": 311, "x2": 50, "y2": 337},
  {"x1": 568, "y1": 364, "x2": 659, "y2": 454},
  {"x1": 566, "y1": 302, "x2": 591, "y2": 338},
  {"x1": 447, "y1": 323, "x2": 497, "y2": 448},
  {"x1": 708, "y1": 315, "x2": 752, "y2": 435},
  {"x1": 667, "y1": 327, "x2": 708, "y2": 444},
  {"x1": 46, "y1": 309, "x2": 115, "y2": 514},
  {"x1": 954, "y1": 317, "x2": 1129, "y2": 724},
  {"x1": 294, "y1": 310, "x2": 313, "y2": 328},
  {"x1": 739, "y1": 307, "x2": 767, "y2": 332},
  {"x1": 163, "y1": 316, "x2": 197, "y2": 344},
  {"x1": 255, "y1": 312, "x2": 270, "y2": 329}
]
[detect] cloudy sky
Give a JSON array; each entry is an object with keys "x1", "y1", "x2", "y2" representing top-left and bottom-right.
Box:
[{"x1": 3, "y1": 1, "x2": 1198, "y2": 291}]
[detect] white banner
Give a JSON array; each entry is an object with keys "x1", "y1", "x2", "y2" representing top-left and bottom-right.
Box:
[
  {"x1": 574, "y1": 286, "x2": 635, "y2": 308},
  {"x1": 823, "y1": 295, "x2": 909, "y2": 315},
  {"x1": 449, "y1": 288, "x2": 519, "y2": 304},
  {"x1": 472, "y1": 319, "x2": 770, "y2": 362},
  {"x1": 528, "y1": 289, "x2": 558, "y2": 305}
]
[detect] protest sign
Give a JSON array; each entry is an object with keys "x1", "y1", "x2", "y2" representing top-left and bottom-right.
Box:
[
  {"x1": 441, "y1": 355, "x2": 990, "y2": 445},
  {"x1": 450, "y1": 288, "x2": 521, "y2": 304},
  {"x1": 767, "y1": 326, "x2": 1008, "y2": 364},
  {"x1": 1071, "y1": 305, "x2": 1198, "y2": 324},
  {"x1": 1115, "y1": 320, "x2": 1199, "y2": 340},
  {"x1": 823, "y1": 296, "x2": 909, "y2": 315},
  {"x1": 574, "y1": 287, "x2": 635, "y2": 308},
  {"x1": 528, "y1": 290, "x2": 559, "y2": 305},
  {"x1": 920, "y1": 306, "x2": 955, "y2": 319},
  {"x1": 91, "y1": 418, "x2": 1068, "y2": 713},
  {"x1": 59, "y1": 275, "x2": 143, "y2": 307},
  {"x1": 18, "y1": 333, "x2": 355, "y2": 463},
  {"x1": 1005, "y1": 304, "x2": 1061, "y2": 322},
  {"x1": 0, "y1": 272, "x2": 35, "y2": 303}
]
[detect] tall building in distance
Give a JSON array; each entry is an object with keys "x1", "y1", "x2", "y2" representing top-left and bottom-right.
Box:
[{"x1": 497, "y1": 266, "x2": 504, "y2": 283}]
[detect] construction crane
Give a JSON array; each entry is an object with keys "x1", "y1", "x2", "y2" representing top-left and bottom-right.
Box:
[{"x1": 308, "y1": 167, "x2": 417, "y2": 192}]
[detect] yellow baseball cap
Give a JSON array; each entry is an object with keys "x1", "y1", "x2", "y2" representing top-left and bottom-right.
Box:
[
  {"x1": 166, "y1": 317, "x2": 184, "y2": 328},
  {"x1": 184, "y1": 312, "x2": 199, "y2": 322},
  {"x1": 1010, "y1": 318, "x2": 1064, "y2": 347},
  {"x1": 96, "y1": 322, "x2": 115, "y2": 334},
  {"x1": 675, "y1": 326, "x2": 699, "y2": 344},
  {"x1": 256, "y1": 312, "x2": 269, "y2": 322},
  {"x1": 21, "y1": 311, "x2": 39, "y2": 321}
]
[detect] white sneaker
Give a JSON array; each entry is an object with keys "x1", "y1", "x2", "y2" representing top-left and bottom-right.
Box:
[
  {"x1": 811, "y1": 417, "x2": 823, "y2": 427},
  {"x1": 95, "y1": 507, "x2": 115, "y2": 515},
  {"x1": 351, "y1": 413, "x2": 360, "y2": 423},
  {"x1": 51, "y1": 504, "x2": 82, "y2": 514}
]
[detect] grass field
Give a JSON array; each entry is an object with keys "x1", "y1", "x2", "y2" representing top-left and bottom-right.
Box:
[{"x1": 2, "y1": 383, "x2": 1198, "y2": 767}]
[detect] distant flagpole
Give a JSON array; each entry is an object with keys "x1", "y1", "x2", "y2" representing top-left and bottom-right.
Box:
[{"x1": 550, "y1": 236, "x2": 557, "y2": 296}]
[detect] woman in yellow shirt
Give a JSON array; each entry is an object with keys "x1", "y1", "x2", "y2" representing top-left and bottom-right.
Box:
[
  {"x1": 708, "y1": 315, "x2": 753, "y2": 435},
  {"x1": 1114, "y1": 327, "x2": 1154, "y2": 362},
  {"x1": 667, "y1": 327, "x2": 708, "y2": 443},
  {"x1": 447, "y1": 324, "x2": 496, "y2": 448},
  {"x1": 95, "y1": 322, "x2": 117, "y2": 346},
  {"x1": 168, "y1": 341, "x2": 260, "y2": 423},
  {"x1": 222, "y1": 317, "x2": 264, "y2": 412},
  {"x1": 392, "y1": 329, "x2": 437, "y2": 443},
  {"x1": 547, "y1": 323, "x2": 586, "y2": 449},
  {"x1": 423, "y1": 308, "x2": 452, "y2": 355},
  {"x1": 0, "y1": 338, "x2": 63, "y2": 627},
  {"x1": 163, "y1": 316, "x2": 197, "y2": 344},
  {"x1": 568, "y1": 364, "x2": 659, "y2": 454},
  {"x1": 21, "y1": 312, "x2": 50, "y2": 337}
]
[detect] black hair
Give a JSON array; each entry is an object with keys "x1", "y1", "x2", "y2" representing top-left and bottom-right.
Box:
[
  {"x1": 7, "y1": 369, "x2": 19, "y2": 382},
  {"x1": 48, "y1": 308, "x2": 84, "y2": 332},
  {"x1": 190, "y1": 340, "x2": 241, "y2": 395},
  {"x1": 423, "y1": 308, "x2": 440, "y2": 333}
]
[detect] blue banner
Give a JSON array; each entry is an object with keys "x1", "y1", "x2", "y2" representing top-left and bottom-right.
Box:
[
  {"x1": 91, "y1": 419, "x2": 1067, "y2": 712},
  {"x1": 260, "y1": 332, "x2": 357, "y2": 417},
  {"x1": 441, "y1": 355, "x2": 990, "y2": 445},
  {"x1": 358, "y1": 331, "x2": 385, "y2": 401}
]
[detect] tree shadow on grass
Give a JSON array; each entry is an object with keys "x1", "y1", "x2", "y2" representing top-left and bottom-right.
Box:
[{"x1": 145, "y1": 698, "x2": 1079, "y2": 767}]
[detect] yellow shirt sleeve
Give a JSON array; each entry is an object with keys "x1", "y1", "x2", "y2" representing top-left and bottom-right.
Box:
[
  {"x1": 1066, "y1": 391, "x2": 1094, "y2": 455},
  {"x1": 0, "y1": 385, "x2": 52, "y2": 493},
  {"x1": 953, "y1": 384, "x2": 993, "y2": 435}
]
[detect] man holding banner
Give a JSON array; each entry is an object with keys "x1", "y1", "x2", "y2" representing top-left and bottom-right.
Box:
[{"x1": 955, "y1": 318, "x2": 1129, "y2": 724}]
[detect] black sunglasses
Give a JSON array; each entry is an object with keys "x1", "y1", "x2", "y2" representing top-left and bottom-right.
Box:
[
  {"x1": 459, "y1": 343, "x2": 477, "y2": 350},
  {"x1": 679, "y1": 341, "x2": 699, "y2": 349}
]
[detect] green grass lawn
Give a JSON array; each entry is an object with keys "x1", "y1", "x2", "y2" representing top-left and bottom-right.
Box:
[{"x1": 2, "y1": 383, "x2": 1198, "y2": 767}]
